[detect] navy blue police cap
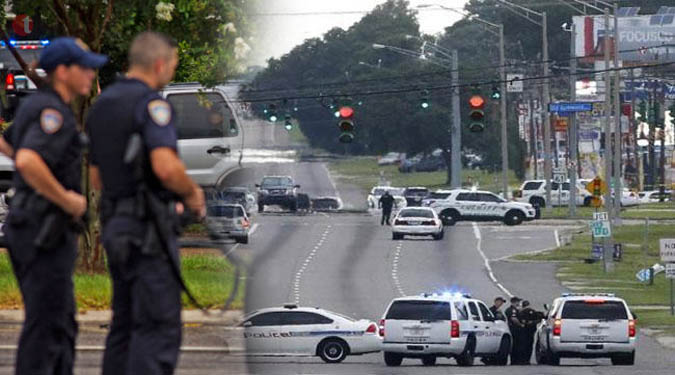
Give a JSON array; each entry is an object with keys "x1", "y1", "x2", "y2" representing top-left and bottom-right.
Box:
[{"x1": 39, "y1": 37, "x2": 108, "y2": 72}]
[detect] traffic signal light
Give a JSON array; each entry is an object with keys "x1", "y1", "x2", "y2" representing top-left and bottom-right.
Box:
[
  {"x1": 337, "y1": 106, "x2": 355, "y2": 143},
  {"x1": 491, "y1": 86, "x2": 501, "y2": 100},
  {"x1": 637, "y1": 100, "x2": 647, "y2": 121},
  {"x1": 266, "y1": 104, "x2": 278, "y2": 122},
  {"x1": 468, "y1": 94, "x2": 486, "y2": 133},
  {"x1": 420, "y1": 90, "x2": 430, "y2": 109},
  {"x1": 284, "y1": 114, "x2": 293, "y2": 131}
]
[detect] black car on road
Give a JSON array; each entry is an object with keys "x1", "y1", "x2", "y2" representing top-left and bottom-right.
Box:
[{"x1": 256, "y1": 176, "x2": 301, "y2": 212}]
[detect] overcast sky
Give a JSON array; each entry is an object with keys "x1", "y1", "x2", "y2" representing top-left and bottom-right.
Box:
[{"x1": 248, "y1": 0, "x2": 469, "y2": 65}]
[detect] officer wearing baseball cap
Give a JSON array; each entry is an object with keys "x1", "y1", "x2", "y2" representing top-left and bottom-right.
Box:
[{"x1": 0, "y1": 37, "x2": 106, "y2": 375}]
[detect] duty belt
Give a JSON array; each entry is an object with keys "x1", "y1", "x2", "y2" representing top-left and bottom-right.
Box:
[
  {"x1": 102, "y1": 196, "x2": 145, "y2": 220},
  {"x1": 9, "y1": 190, "x2": 51, "y2": 213}
]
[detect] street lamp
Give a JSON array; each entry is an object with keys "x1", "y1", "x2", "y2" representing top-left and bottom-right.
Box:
[{"x1": 416, "y1": 3, "x2": 510, "y2": 200}]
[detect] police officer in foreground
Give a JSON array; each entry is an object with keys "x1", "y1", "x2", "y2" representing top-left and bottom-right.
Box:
[
  {"x1": 86, "y1": 31, "x2": 205, "y2": 374},
  {"x1": 0, "y1": 38, "x2": 106, "y2": 374},
  {"x1": 517, "y1": 300, "x2": 544, "y2": 365},
  {"x1": 378, "y1": 191, "x2": 396, "y2": 225},
  {"x1": 505, "y1": 296, "x2": 525, "y2": 364}
]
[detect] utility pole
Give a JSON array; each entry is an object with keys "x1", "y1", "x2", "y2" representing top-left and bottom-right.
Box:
[
  {"x1": 649, "y1": 87, "x2": 656, "y2": 190},
  {"x1": 530, "y1": 96, "x2": 538, "y2": 179},
  {"x1": 542, "y1": 11, "x2": 553, "y2": 214},
  {"x1": 612, "y1": 4, "x2": 622, "y2": 219},
  {"x1": 499, "y1": 24, "x2": 509, "y2": 199},
  {"x1": 630, "y1": 68, "x2": 639, "y2": 190},
  {"x1": 451, "y1": 50, "x2": 462, "y2": 188},
  {"x1": 569, "y1": 22, "x2": 578, "y2": 218},
  {"x1": 603, "y1": 7, "x2": 614, "y2": 273}
]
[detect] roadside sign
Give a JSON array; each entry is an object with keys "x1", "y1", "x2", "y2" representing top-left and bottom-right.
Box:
[
  {"x1": 636, "y1": 268, "x2": 650, "y2": 282},
  {"x1": 660, "y1": 239, "x2": 675, "y2": 263},
  {"x1": 592, "y1": 243, "x2": 604, "y2": 259},
  {"x1": 593, "y1": 212, "x2": 609, "y2": 221},
  {"x1": 507, "y1": 74, "x2": 523, "y2": 93},
  {"x1": 590, "y1": 220, "x2": 611, "y2": 238},
  {"x1": 667, "y1": 264, "x2": 675, "y2": 279},
  {"x1": 12, "y1": 15, "x2": 33, "y2": 37},
  {"x1": 554, "y1": 118, "x2": 568, "y2": 132},
  {"x1": 548, "y1": 102, "x2": 593, "y2": 113}
]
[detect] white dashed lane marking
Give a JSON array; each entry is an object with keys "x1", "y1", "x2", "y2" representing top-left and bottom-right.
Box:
[
  {"x1": 391, "y1": 241, "x2": 406, "y2": 297},
  {"x1": 472, "y1": 223, "x2": 512, "y2": 298},
  {"x1": 292, "y1": 225, "x2": 332, "y2": 304}
]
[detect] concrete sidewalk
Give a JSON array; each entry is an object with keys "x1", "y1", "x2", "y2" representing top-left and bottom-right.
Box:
[{"x1": 0, "y1": 309, "x2": 244, "y2": 326}]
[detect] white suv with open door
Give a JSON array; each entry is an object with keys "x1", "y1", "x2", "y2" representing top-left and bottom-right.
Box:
[
  {"x1": 161, "y1": 83, "x2": 244, "y2": 188},
  {"x1": 535, "y1": 293, "x2": 637, "y2": 366},
  {"x1": 380, "y1": 293, "x2": 511, "y2": 367}
]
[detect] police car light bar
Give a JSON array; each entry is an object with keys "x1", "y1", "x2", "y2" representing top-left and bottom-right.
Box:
[
  {"x1": 561, "y1": 293, "x2": 615, "y2": 297},
  {"x1": 0, "y1": 40, "x2": 49, "y2": 48},
  {"x1": 283, "y1": 303, "x2": 298, "y2": 309}
]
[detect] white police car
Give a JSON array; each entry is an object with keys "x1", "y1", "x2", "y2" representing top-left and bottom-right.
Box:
[
  {"x1": 421, "y1": 189, "x2": 454, "y2": 207},
  {"x1": 240, "y1": 305, "x2": 381, "y2": 363},
  {"x1": 392, "y1": 207, "x2": 444, "y2": 240},
  {"x1": 535, "y1": 293, "x2": 637, "y2": 366},
  {"x1": 429, "y1": 189, "x2": 536, "y2": 226},
  {"x1": 380, "y1": 293, "x2": 511, "y2": 367}
]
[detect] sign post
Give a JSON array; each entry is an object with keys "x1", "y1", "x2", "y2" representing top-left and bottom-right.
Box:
[{"x1": 661, "y1": 239, "x2": 675, "y2": 316}]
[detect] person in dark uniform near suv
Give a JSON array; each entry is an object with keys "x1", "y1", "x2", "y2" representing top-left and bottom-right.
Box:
[
  {"x1": 490, "y1": 296, "x2": 507, "y2": 321},
  {"x1": 86, "y1": 32, "x2": 205, "y2": 375},
  {"x1": 378, "y1": 191, "x2": 396, "y2": 225},
  {"x1": 0, "y1": 37, "x2": 106, "y2": 375},
  {"x1": 517, "y1": 300, "x2": 544, "y2": 365},
  {"x1": 505, "y1": 296, "x2": 525, "y2": 364}
]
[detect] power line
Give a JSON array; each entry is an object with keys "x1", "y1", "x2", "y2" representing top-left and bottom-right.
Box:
[{"x1": 236, "y1": 61, "x2": 675, "y2": 103}]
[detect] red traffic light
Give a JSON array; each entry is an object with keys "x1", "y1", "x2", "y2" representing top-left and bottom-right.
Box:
[
  {"x1": 621, "y1": 104, "x2": 632, "y2": 116},
  {"x1": 469, "y1": 95, "x2": 485, "y2": 108},
  {"x1": 339, "y1": 106, "x2": 354, "y2": 119}
]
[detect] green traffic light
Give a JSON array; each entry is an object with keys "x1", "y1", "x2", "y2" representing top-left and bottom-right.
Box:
[
  {"x1": 285, "y1": 123, "x2": 293, "y2": 131},
  {"x1": 491, "y1": 87, "x2": 501, "y2": 99},
  {"x1": 269, "y1": 115, "x2": 278, "y2": 122},
  {"x1": 421, "y1": 101, "x2": 429, "y2": 109}
]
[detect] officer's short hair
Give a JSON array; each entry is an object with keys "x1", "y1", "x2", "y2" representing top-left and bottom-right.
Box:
[{"x1": 128, "y1": 31, "x2": 178, "y2": 69}]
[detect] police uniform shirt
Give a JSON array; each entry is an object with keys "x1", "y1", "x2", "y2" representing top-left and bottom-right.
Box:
[
  {"x1": 6, "y1": 88, "x2": 82, "y2": 193},
  {"x1": 505, "y1": 305, "x2": 519, "y2": 328},
  {"x1": 87, "y1": 78, "x2": 177, "y2": 201}
]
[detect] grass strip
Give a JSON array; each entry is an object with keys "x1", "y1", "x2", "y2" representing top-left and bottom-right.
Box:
[{"x1": 0, "y1": 252, "x2": 243, "y2": 310}]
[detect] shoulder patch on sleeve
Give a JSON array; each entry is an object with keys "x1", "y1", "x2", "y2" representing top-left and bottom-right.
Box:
[
  {"x1": 40, "y1": 108, "x2": 64, "y2": 134},
  {"x1": 148, "y1": 99, "x2": 172, "y2": 127}
]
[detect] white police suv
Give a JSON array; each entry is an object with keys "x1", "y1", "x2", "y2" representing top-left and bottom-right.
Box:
[
  {"x1": 535, "y1": 293, "x2": 637, "y2": 366},
  {"x1": 240, "y1": 305, "x2": 381, "y2": 363},
  {"x1": 380, "y1": 293, "x2": 511, "y2": 367},
  {"x1": 429, "y1": 189, "x2": 536, "y2": 226}
]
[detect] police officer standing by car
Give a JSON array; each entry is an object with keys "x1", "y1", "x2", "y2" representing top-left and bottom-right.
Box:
[
  {"x1": 86, "y1": 32, "x2": 205, "y2": 375},
  {"x1": 505, "y1": 296, "x2": 526, "y2": 364},
  {"x1": 490, "y1": 297, "x2": 507, "y2": 321},
  {"x1": 0, "y1": 38, "x2": 106, "y2": 375},
  {"x1": 517, "y1": 300, "x2": 544, "y2": 365},
  {"x1": 378, "y1": 191, "x2": 396, "y2": 225}
]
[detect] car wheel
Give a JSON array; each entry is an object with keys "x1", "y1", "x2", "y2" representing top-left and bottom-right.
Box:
[
  {"x1": 611, "y1": 351, "x2": 635, "y2": 366},
  {"x1": 393, "y1": 233, "x2": 403, "y2": 240},
  {"x1": 456, "y1": 336, "x2": 475, "y2": 367},
  {"x1": 235, "y1": 235, "x2": 249, "y2": 245},
  {"x1": 493, "y1": 335, "x2": 511, "y2": 366},
  {"x1": 504, "y1": 210, "x2": 525, "y2": 226},
  {"x1": 289, "y1": 200, "x2": 298, "y2": 212},
  {"x1": 258, "y1": 204, "x2": 264, "y2": 213},
  {"x1": 535, "y1": 339, "x2": 549, "y2": 365},
  {"x1": 432, "y1": 231, "x2": 444, "y2": 240},
  {"x1": 384, "y1": 352, "x2": 403, "y2": 366},
  {"x1": 440, "y1": 209, "x2": 459, "y2": 226},
  {"x1": 318, "y1": 339, "x2": 349, "y2": 363},
  {"x1": 548, "y1": 349, "x2": 560, "y2": 366},
  {"x1": 421, "y1": 355, "x2": 436, "y2": 366}
]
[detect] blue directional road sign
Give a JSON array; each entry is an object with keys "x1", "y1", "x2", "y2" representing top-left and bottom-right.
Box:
[{"x1": 548, "y1": 102, "x2": 593, "y2": 113}]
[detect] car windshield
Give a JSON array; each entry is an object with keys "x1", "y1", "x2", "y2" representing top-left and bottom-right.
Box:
[
  {"x1": 428, "y1": 192, "x2": 451, "y2": 199},
  {"x1": 166, "y1": 92, "x2": 238, "y2": 139},
  {"x1": 390, "y1": 188, "x2": 405, "y2": 196},
  {"x1": 222, "y1": 192, "x2": 246, "y2": 200},
  {"x1": 405, "y1": 189, "x2": 429, "y2": 196},
  {"x1": 262, "y1": 177, "x2": 293, "y2": 187},
  {"x1": 523, "y1": 181, "x2": 543, "y2": 190},
  {"x1": 399, "y1": 209, "x2": 434, "y2": 218},
  {"x1": 373, "y1": 188, "x2": 387, "y2": 196},
  {"x1": 207, "y1": 205, "x2": 244, "y2": 218},
  {"x1": 386, "y1": 301, "x2": 452, "y2": 321},
  {"x1": 561, "y1": 301, "x2": 628, "y2": 320}
]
